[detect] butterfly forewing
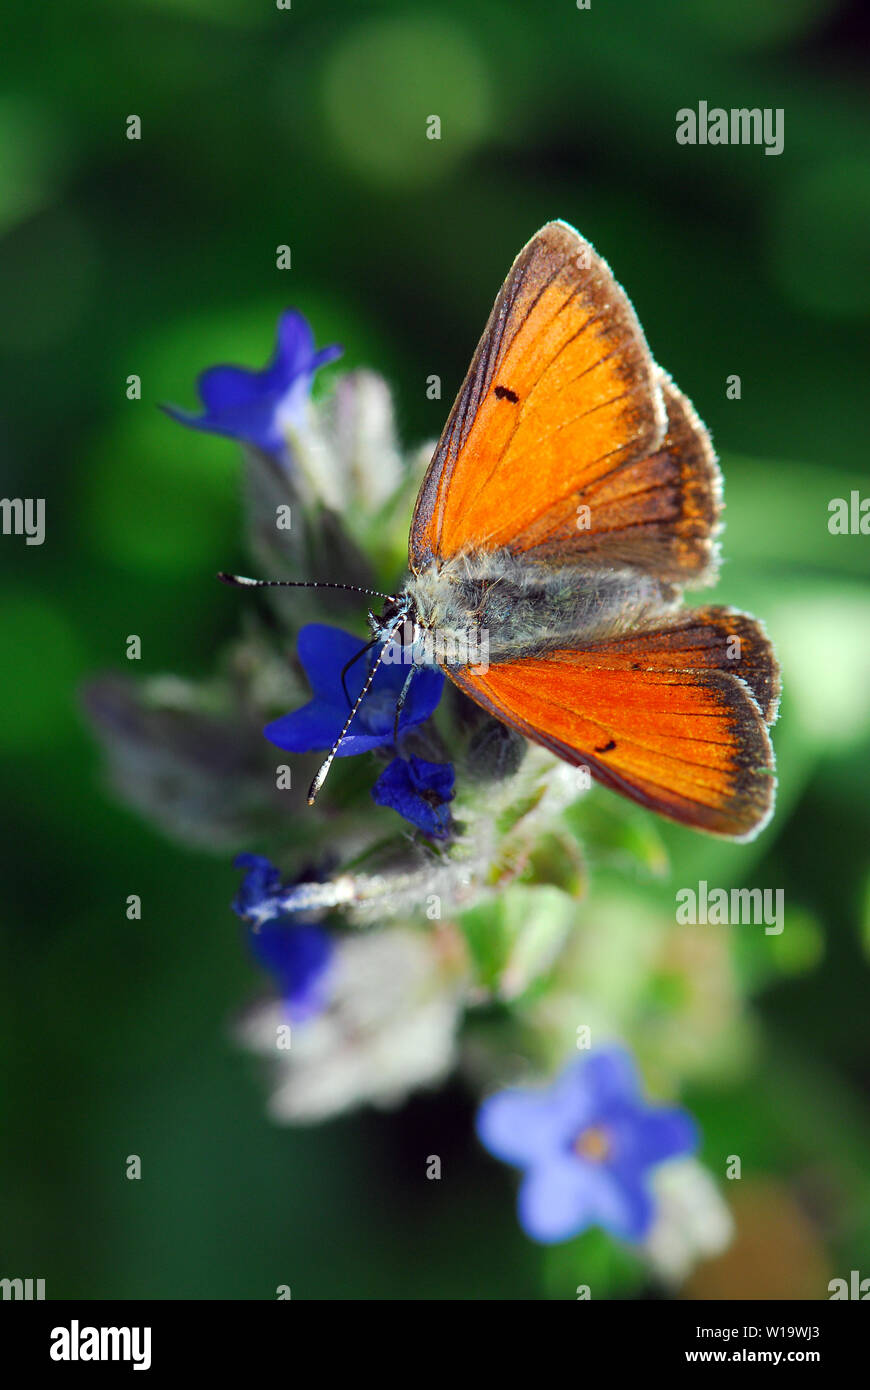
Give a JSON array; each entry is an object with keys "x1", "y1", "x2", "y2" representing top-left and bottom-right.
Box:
[
  {"x1": 518, "y1": 372, "x2": 723, "y2": 586},
  {"x1": 410, "y1": 220, "x2": 667, "y2": 568}
]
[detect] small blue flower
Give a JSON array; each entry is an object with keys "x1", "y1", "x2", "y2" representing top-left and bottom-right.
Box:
[
  {"x1": 476, "y1": 1047, "x2": 698, "y2": 1244},
  {"x1": 372, "y1": 756, "x2": 454, "y2": 839},
  {"x1": 233, "y1": 854, "x2": 334, "y2": 1019},
  {"x1": 163, "y1": 309, "x2": 342, "y2": 457},
  {"x1": 265, "y1": 624, "x2": 445, "y2": 757}
]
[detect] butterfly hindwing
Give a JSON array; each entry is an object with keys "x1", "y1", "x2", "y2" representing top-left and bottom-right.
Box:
[{"x1": 447, "y1": 607, "x2": 778, "y2": 839}]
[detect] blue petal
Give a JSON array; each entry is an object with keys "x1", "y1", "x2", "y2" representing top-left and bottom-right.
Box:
[
  {"x1": 264, "y1": 700, "x2": 347, "y2": 755},
  {"x1": 198, "y1": 364, "x2": 268, "y2": 411},
  {"x1": 233, "y1": 852, "x2": 282, "y2": 917},
  {"x1": 313, "y1": 343, "x2": 343, "y2": 371},
  {"x1": 234, "y1": 852, "x2": 276, "y2": 876},
  {"x1": 410, "y1": 755, "x2": 454, "y2": 801},
  {"x1": 162, "y1": 395, "x2": 284, "y2": 454},
  {"x1": 268, "y1": 309, "x2": 317, "y2": 387},
  {"x1": 265, "y1": 703, "x2": 401, "y2": 757},
  {"x1": 523, "y1": 1054, "x2": 606, "y2": 1134},
  {"x1": 296, "y1": 625, "x2": 369, "y2": 701},
  {"x1": 371, "y1": 756, "x2": 454, "y2": 838},
  {"x1": 588, "y1": 1166, "x2": 656, "y2": 1242},
  {"x1": 518, "y1": 1155, "x2": 656, "y2": 1245},
  {"x1": 248, "y1": 920, "x2": 333, "y2": 1020},
  {"x1": 580, "y1": 1046, "x2": 643, "y2": 1114},
  {"x1": 265, "y1": 312, "x2": 343, "y2": 395},
  {"x1": 476, "y1": 1087, "x2": 581, "y2": 1168},
  {"x1": 617, "y1": 1105, "x2": 699, "y2": 1169},
  {"x1": 517, "y1": 1156, "x2": 598, "y2": 1244}
]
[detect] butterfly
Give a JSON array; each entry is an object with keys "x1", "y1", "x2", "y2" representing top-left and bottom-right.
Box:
[{"x1": 224, "y1": 221, "x2": 780, "y2": 839}]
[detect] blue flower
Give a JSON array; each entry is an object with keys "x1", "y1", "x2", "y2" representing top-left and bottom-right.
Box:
[
  {"x1": 265, "y1": 624, "x2": 445, "y2": 757},
  {"x1": 476, "y1": 1047, "x2": 698, "y2": 1244},
  {"x1": 233, "y1": 855, "x2": 333, "y2": 1019},
  {"x1": 163, "y1": 309, "x2": 342, "y2": 457},
  {"x1": 372, "y1": 756, "x2": 454, "y2": 839}
]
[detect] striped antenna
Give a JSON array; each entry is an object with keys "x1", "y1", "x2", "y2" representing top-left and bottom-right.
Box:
[{"x1": 217, "y1": 573, "x2": 394, "y2": 601}]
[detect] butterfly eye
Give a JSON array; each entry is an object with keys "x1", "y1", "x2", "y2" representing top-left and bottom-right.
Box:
[{"x1": 378, "y1": 598, "x2": 400, "y2": 627}]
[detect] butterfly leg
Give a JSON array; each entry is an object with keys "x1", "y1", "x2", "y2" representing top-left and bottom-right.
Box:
[
  {"x1": 393, "y1": 664, "x2": 419, "y2": 743},
  {"x1": 339, "y1": 638, "x2": 379, "y2": 711}
]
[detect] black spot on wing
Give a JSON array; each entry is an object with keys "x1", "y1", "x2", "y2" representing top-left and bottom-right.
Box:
[
  {"x1": 594, "y1": 738, "x2": 617, "y2": 753},
  {"x1": 494, "y1": 384, "x2": 519, "y2": 403}
]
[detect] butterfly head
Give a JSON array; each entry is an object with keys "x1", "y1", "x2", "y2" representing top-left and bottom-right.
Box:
[{"x1": 367, "y1": 590, "x2": 417, "y2": 644}]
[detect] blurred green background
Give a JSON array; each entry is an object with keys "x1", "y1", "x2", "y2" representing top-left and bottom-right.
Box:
[{"x1": 2, "y1": 0, "x2": 869, "y2": 1299}]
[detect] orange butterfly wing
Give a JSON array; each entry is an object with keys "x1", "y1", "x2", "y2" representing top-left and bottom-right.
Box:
[
  {"x1": 524, "y1": 369, "x2": 723, "y2": 585},
  {"x1": 449, "y1": 608, "x2": 779, "y2": 839},
  {"x1": 410, "y1": 220, "x2": 672, "y2": 570}
]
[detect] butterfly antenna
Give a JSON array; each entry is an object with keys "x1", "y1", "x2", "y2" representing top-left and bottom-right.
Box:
[
  {"x1": 218, "y1": 573, "x2": 395, "y2": 601},
  {"x1": 307, "y1": 625, "x2": 401, "y2": 806}
]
